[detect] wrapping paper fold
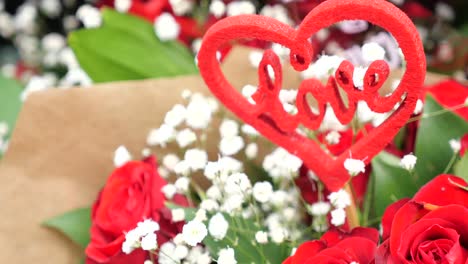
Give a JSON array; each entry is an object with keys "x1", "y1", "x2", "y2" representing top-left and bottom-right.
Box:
[{"x1": 0, "y1": 47, "x2": 447, "y2": 263}]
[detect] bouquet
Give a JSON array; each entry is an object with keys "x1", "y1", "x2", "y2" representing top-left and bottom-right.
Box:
[{"x1": 0, "y1": 0, "x2": 466, "y2": 263}]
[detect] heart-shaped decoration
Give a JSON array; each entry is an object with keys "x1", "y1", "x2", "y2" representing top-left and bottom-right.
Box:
[{"x1": 198, "y1": 0, "x2": 426, "y2": 191}]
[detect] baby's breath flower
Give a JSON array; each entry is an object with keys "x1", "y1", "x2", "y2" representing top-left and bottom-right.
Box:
[
  {"x1": 270, "y1": 228, "x2": 287, "y2": 243},
  {"x1": 413, "y1": 99, "x2": 424, "y2": 115},
  {"x1": 330, "y1": 208, "x2": 346, "y2": 226},
  {"x1": 186, "y1": 246, "x2": 211, "y2": 264},
  {"x1": 245, "y1": 142, "x2": 258, "y2": 159},
  {"x1": 208, "y1": 213, "x2": 229, "y2": 240},
  {"x1": 176, "y1": 128, "x2": 197, "y2": 148},
  {"x1": 263, "y1": 148, "x2": 302, "y2": 179},
  {"x1": 172, "y1": 208, "x2": 186, "y2": 222},
  {"x1": 200, "y1": 199, "x2": 219, "y2": 212},
  {"x1": 161, "y1": 184, "x2": 177, "y2": 199},
  {"x1": 328, "y1": 189, "x2": 351, "y2": 209},
  {"x1": 325, "y1": 131, "x2": 341, "y2": 145},
  {"x1": 169, "y1": 0, "x2": 193, "y2": 16},
  {"x1": 159, "y1": 242, "x2": 178, "y2": 264},
  {"x1": 309, "y1": 201, "x2": 331, "y2": 216},
  {"x1": 175, "y1": 177, "x2": 190, "y2": 193},
  {"x1": 113, "y1": 145, "x2": 131, "y2": 167},
  {"x1": 220, "y1": 119, "x2": 239, "y2": 139},
  {"x1": 141, "y1": 232, "x2": 157, "y2": 251},
  {"x1": 241, "y1": 124, "x2": 259, "y2": 136},
  {"x1": 174, "y1": 160, "x2": 191, "y2": 176},
  {"x1": 209, "y1": 0, "x2": 226, "y2": 18},
  {"x1": 300, "y1": 55, "x2": 344, "y2": 79},
  {"x1": 164, "y1": 104, "x2": 186, "y2": 127},
  {"x1": 218, "y1": 247, "x2": 237, "y2": 264},
  {"x1": 255, "y1": 231, "x2": 268, "y2": 244},
  {"x1": 114, "y1": 0, "x2": 131, "y2": 13},
  {"x1": 147, "y1": 124, "x2": 175, "y2": 147},
  {"x1": 225, "y1": 173, "x2": 252, "y2": 195},
  {"x1": 344, "y1": 158, "x2": 365, "y2": 176},
  {"x1": 184, "y1": 148, "x2": 208, "y2": 171},
  {"x1": 401, "y1": 154, "x2": 417, "y2": 171},
  {"x1": 76, "y1": 5, "x2": 102, "y2": 28},
  {"x1": 122, "y1": 219, "x2": 160, "y2": 254},
  {"x1": 353, "y1": 66, "x2": 367, "y2": 90},
  {"x1": 182, "y1": 220, "x2": 207, "y2": 247},
  {"x1": 226, "y1": 1, "x2": 255, "y2": 16},
  {"x1": 186, "y1": 94, "x2": 213, "y2": 129},
  {"x1": 162, "y1": 154, "x2": 180, "y2": 172},
  {"x1": 449, "y1": 139, "x2": 461, "y2": 153},
  {"x1": 253, "y1": 181, "x2": 273, "y2": 203},
  {"x1": 219, "y1": 136, "x2": 245, "y2": 156},
  {"x1": 174, "y1": 244, "x2": 189, "y2": 260},
  {"x1": 357, "y1": 101, "x2": 376, "y2": 124},
  {"x1": 154, "y1": 12, "x2": 180, "y2": 41},
  {"x1": 222, "y1": 194, "x2": 244, "y2": 213},
  {"x1": 195, "y1": 209, "x2": 208, "y2": 222},
  {"x1": 362, "y1": 42, "x2": 386, "y2": 62}
]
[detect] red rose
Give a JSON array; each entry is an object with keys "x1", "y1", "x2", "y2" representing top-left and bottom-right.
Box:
[
  {"x1": 377, "y1": 174, "x2": 468, "y2": 264},
  {"x1": 85, "y1": 156, "x2": 187, "y2": 264},
  {"x1": 461, "y1": 134, "x2": 468, "y2": 157},
  {"x1": 426, "y1": 80, "x2": 468, "y2": 121},
  {"x1": 283, "y1": 227, "x2": 379, "y2": 264}
]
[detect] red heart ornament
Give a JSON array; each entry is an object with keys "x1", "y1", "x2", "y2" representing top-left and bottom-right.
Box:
[{"x1": 198, "y1": 0, "x2": 426, "y2": 191}]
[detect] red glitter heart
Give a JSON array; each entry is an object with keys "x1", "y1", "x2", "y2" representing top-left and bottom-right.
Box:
[{"x1": 198, "y1": 0, "x2": 426, "y2": 191}]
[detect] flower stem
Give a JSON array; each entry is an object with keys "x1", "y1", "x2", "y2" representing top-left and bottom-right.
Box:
[
  {"x1": 442, "y1": 152, "x2": 458, "y2": 174},
  {"x1": 344, "y1": 182, "x2": 360, "y2": 229}
]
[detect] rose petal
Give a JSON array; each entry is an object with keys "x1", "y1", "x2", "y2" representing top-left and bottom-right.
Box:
[
  {"x1": 334, "y1": 236, "x2": 377, "y2": 263},
  {"x1": 421, "y1": 205, "x2": 468, "y2": 246},
  {"x1": 413, "y1": 174, "x2": 468, "y2": 208},
  {"x1": 382, "y1": 198, "x2": 411, "y2": 240},
  {"x1": 397, "y1": 218, "x2": 458, "y2": 261},
  {"x1": 461, "y1": 134, "x2": 468, "y2": 157},
  {"x1": 287, "y1": 240, "x2": 326, "y2": 264},
  {"x1": 426, "y1": 80, "x2": 468, "y2": 121},
  {"x1": 409, "y1": 225, "x2": 459, "y2": 262}
]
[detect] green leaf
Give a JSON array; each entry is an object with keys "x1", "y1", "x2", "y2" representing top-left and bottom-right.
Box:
[
  {"x1": 459, "y1": 24, "x2": 468, "y2": 36},
  {"x1": 0, "y1": 75, "x2": 22, "y2": 157},
  {"x1": 69, "y1": 9, "x2": 198, "y2": 83},
  {"x1": 414, "y1": 95, "x2": 468, "y2": 185},
  {"x1": 166, "y1": 203, "x2": 291, "y2": 263},
  {"x1": 202, "y1": 213, "x2": 291, "y2": 263},
  {"x1": 165, "y1": 202, "x2": 196, "y2": 221},
  {"x1": 371, "y1": 151, "x2": 418, "y2": 218},
  {"x1": 454, "y1": 154, "x2": 468, "y2": 182},
  {"x1": 43, "y1": 208, "x2": 92, "y2": 248}
]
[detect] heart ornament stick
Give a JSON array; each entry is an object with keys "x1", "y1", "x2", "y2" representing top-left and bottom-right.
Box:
[{"x1": 198, "y1": 0, "x2": 426, "y2": 191}]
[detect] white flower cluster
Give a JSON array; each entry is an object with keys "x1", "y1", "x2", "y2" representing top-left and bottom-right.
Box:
[
  {"x1": 159, "y1": 234, "x2": 211, "y2": 264},
  {"x1": 328, "y1": 189, "x2": 351, "y2": 227},
  {"x1": 122, "y1": 219, "x2": 160, "y2": 254},
  {"x1": 344, "y1": 158, "x2": 366, "y2": 176},
  {"x1": 147, "y1": 93, "x2": 217, "y2": 148},
  {"x1": 263, "y1": 148, "x2": 303, "y2": 180}
]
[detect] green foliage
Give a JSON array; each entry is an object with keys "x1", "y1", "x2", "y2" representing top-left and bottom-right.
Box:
[
  {"x1": 454, "y1": 154, "x2": 468, "y2": 182},
  {"x1": 367, "y1": 95, "x2": 468, "y2": 219},
  {"x1": 0, "y1": 75, "x2": 23, "y2": 158},
  {"x1": 43, "y1": 208, "x2": 92, "y2": 248},
  {"x1": 166, "y1": 203, "x2": 292, "y2": 263},
  {"x1": 414, "y1": 95, "x2": 468, "y2": 185},
  {"x1": 370, "y1": 151, "x2": 418, "y2": 218},
  {"x1": 69, "y1": 9, "x2": 198, "y2": 83}
]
